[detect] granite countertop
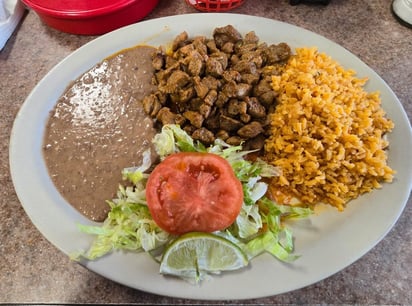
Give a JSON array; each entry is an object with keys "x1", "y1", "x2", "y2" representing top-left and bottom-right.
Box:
[{"x1": 1, "y1": 0, "x2": 411, "y2": 304}]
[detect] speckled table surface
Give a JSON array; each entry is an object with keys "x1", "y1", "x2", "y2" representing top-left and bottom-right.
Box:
[{"x1": 1, "y1": 0, "x2": 411, "y2": 304}]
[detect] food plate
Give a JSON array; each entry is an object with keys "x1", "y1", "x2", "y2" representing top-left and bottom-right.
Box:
[{"x1": 9, "y1": 13, "x2": 412, "y2": 300}]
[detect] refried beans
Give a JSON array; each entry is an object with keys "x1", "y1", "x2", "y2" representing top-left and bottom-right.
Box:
[{"x1": 43, "y1": 45, "x2": 158, "y2": 222}]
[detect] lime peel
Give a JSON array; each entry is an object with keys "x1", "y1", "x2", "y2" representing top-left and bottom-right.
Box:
[{"x1": 160, "y1": 232, "x2": 249, "y2": 284}]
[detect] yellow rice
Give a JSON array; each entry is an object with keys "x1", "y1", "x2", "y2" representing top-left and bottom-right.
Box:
[{"x1": 264, "y1": 47, "x2": 395, "y2": 211}]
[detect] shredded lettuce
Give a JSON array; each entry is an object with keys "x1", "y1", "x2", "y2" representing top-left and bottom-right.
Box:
[
  {"x1": 235, "y1": 203, "x2": 262, "y2": 238},
  {"x1": 152, "y1": 124, "x2": 205, "y2": 156},
  {"x1": 239, "y1": 196, "x2": 312, "y2": 262},
  {"x1": 73, "y1": 124, "x2": 313, "y2": 270},
  {"x1": 72, "y1": 201, "x2": 169, "y2": 261},
  {"x1": 243, "y1": 230, "x2": 300, "y2": 262}
]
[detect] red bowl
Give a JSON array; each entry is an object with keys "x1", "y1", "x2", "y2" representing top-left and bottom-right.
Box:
[{"x1": 21, "y1": 0, "x2": 159, "y2": 35}]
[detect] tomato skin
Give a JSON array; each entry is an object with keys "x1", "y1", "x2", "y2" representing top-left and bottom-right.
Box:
[{"x1": 145, "y1": 152, "x2": 243, "y2": 235}]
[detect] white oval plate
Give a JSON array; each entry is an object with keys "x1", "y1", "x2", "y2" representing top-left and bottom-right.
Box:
[{"x1": 9, "y1": 13, "x2": 412, "y2": 300}]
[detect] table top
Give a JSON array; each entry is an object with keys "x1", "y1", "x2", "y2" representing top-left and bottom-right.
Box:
[{"x1": 1, "y1": 0, "x2": 411, "y2": 304}]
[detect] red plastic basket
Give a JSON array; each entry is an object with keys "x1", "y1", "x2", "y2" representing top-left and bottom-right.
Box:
[{"x1": 186, "y1": 0, "x2": 244, "y2": 12}]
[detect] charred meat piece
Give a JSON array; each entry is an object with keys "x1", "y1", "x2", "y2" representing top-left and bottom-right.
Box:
[
  {"x1": 253, "y1": 76, "x2": 278, "y2": 108},
  {"x1": 165, "y1": 56, "x2": 178, "y2": 69},
  {"x1": 222, "y1": 81, "x2": 252, "y2": 99},
  {"x1": 142, "y1": 94, "x2": 162, "y2": 117},
  {"x1": 206, "y1": 39, "x2": 219, "y2": 54},
  {"x1": 244, "y1": 31, "x2": 260, "y2": 44},
  {"x1": 219, "y1": 115, "x2": 244, "y2": 132},
  {"x1": 206, "y1": 52, "x2": 229, "y2": 77},
  {"x1": 192, "y1": 36, "x2": 208, "y2": 58},
  {"x1": 152, "y1": 49, "x2": 165, "y2": 70},
  {"x1": 253, "y1": 76, "x2": 274, "y2": 96},
  {"x1": 178, "y1": 43, "x2": 195, "y2": 58},
  {"x1": 265, "y1": 43, "x2": 292, "y2": 64},
  {"x1": 215, "y1": 91, "x2": 229, "y2": 108},
  {"x1": 213, "y1": 25, "x2": 242, "y2": 49},
  {"x1": 212, "y1": 52, "x2": 229, "y2": 70},
  {"x1": 201, "y1": 75, "x2": 222, "y2": 91},
  {"x1": 183, "y1": 123, "x2": 197, "y2": 135},
  {"x1": 235, "y1": 43, "x2": 258, "y2": 58},
  {"x1": 244, "y1": 134, "x2": 266, "y2": 151},
  {"x1": 221, "y1": 81, "x2": 238, "y2": 98},
  {"x1": 199, "y1": 89, "x2": 217, "y2": 118},
  {"x1": 246, "y1": 97, "x2": 267, "y2": 119},
  {"x1": 230, "y1": 53, "x2": 241, "y2": 66},
  {"x1": 221, "y1": 42, "x2": 235, "y2": 54},
  {"x1": 240, "y1": 47, "x2": 264, "y2": 68},
  {"x1": 169, "y1": 87, "x2": 196, "y2": 104},
  {"x1": 241, "y1": 73, "x2": 260, "y2": 85},
  {"x1": 172, "y1": 31, "x2": 189, "y2": 51},
  {"x1": 187, "y1": 51, "x2": 205, "y2": 76},
  {"x1": 232, "y1": 60, "x2": 257, "y2": 75},
  {"x1": 192, "y1": 127, "x2": 215, "y2": 145},
  {"x1": 226, "y1": 136, "x2": 244, "y2": 146},
  {"x1": 259, "y1": 91, "x2": 278, "y2": 107},
  {"x1": 193, "y1": 76, "x2": 209, "y2": 99},
  {"x1": 199, "y1": 103, "x2": 212, "y2": 118},
  {"x1": 237, "y1": 121, "x2": 264, "y2": 138},
  {"x1": 204, "y1": 111, "x2": 220, "y2": 131},
  {"x1": 227, "y1": 99, "x2": 247, "y2": 116},
  {"x1": 157, "y1": 107, "x2": 186, "y2": 126},
  {"x1": 215, "y1": 129, "x2": 230, "y2": 141},
  {"x1": 222, "y1": 70, "x2": 242, "y2": 83},
  {"x1": 206, "y1": 56, "x2": 225, "y2": 77},
  {"x1": 154, "y1": 60, "x2": 180, "y2": 85},
  {"x1": 188, "y1": 97, "x2": 204, "y2": 111},
  {"x1": 165, "y1": 70, "x2": 191, "y2": 93},
  {"x1": 204, "y1": 89, "x2": 218, "y2": 106},
  {"x1": 240, "y1": 113, "x2": 251, "y2": 123},
  {"x1": 183, "y1": 110, "x2": 204, "y2": 128}
]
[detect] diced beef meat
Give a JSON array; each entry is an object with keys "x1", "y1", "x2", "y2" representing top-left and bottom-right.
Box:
[
  {"x1": 237, "y1": 121, "x2": 264, "y2": 138},
  {"x1": 244, "y1": 133, "x2": 266, "y2": 151},
  {"x1": 142, "y1": 25, "x2": 292, "y2": 151},
  {"x1": 213, "y1": 25, "x2": 242, "y2": 49},
  {"x1": 192, "y1": 127, "x2": 215, "y2": 145},
  {"x1": 219, "y1": 115, "x2": 243, "y2": 132},
  {"x1": 142, "y1": 94, "x2": 162, "y2": 117},
  {"x1": 222, "y1": 81, "x2": 252, "y2": 99},
  {"x1": 206, "y1": 57, "x2": 224, "y2": 77},
  {"x1": 152, "y1": 50, "x2": 164, "y2": 70},
  {"x1": 265, "y1": 42, "x2": 292, "y2": 64},
  {"x1": 183, "y1": 110, "x2": 204, "y2": 128},
  {"x1": 193, "y1": 76, "x2": 209, "y2": 99},
  {"x1": 244, "y1": 31, "x2": 260, "y2": 44},
  {"x1": 227, "y1": 99, "x2": 247, "y2": 116},
  {"x1": 166, "y1": 70, "x2": 191, "y2": 92},
  {"x1": 226, "y1": 136, "x2": 244, "y2": 146},
  {"x1": 187, "y1": 51, "x2": 205, "y2": 76},
  {"x1": 222, "y1": 70, "x2": 241, "y2": 83},
  {"x1": 172, "y1": 31, "x2": 188, "y2": 51},
  {"x1": 157, "y1": 107, "x2": 185, "y2": 126},
  {"x1": 246, "y1": 97, "x2": 266, "y2": 118},
  {"x1": 232, "y1": 60, "x2": 257, "y2": 74}
]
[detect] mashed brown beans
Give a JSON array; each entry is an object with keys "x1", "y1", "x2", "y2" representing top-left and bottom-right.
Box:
[{"x1": 43, "y1": 46, "x2": 158, "y2": 221}]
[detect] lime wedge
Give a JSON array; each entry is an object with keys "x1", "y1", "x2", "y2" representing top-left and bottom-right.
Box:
[{"x1": 160, "y1": 232, "x2": 248, "y2": 283}]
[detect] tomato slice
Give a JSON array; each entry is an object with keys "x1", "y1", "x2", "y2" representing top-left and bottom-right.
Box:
[{"x1": 145, "y1": 152, "x2": 243, "y2": 235}]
